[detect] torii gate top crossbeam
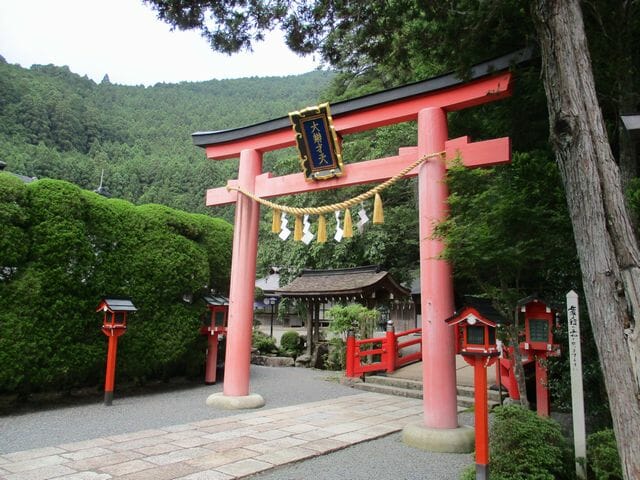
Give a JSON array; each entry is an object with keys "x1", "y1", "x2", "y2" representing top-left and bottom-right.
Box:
[{"x1": 192, "y1": 49, "x2": 531, "y2": 160}]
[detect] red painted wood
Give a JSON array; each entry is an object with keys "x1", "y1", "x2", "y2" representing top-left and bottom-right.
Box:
[
  {"x1": 223, "y1": 149, "x2": 262, "y2": 397},
  {"x1": 203, "y1": 73, "x2": 512, "y2": 160},
  {"x1": 386, "y1": 329, "x2": 398, "y2": 373},
  {"x1": 206, "y1": 136, "x2": 510, "y2": 206},
  {"x1": 205, "y1": 333, "x2": 219, "y2": 384},
  {"x1": 346, "y1": 333, "x2": 356, "y2": 377},
  {"x1": 474, "y1": 359, "x2": 490, "y2": 469},
  {"x1": 345, "y1": 327, "x2": 423, "y2": 377},
  {"x1": 104, "y1": 335, "x2": 118, "y2": 394},
  {"x1": 205, "y1": 129, "x2": 293, "y2": 161},
  {"x1": 396, "y1": 350, "x2": 422, "y2": 367},
  {"x1": 536, "y1": 355, "x2": 550, "y2": 417},
  {"x1": 446, "y1": 136, "x2": 511, "y2": 168},
  {"x1": 418, "y1": 107, "x2": 459, "y2": 430}
]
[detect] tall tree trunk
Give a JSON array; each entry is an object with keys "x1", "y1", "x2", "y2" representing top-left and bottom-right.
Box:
[
  {"x1": 511, "y1": 310, "x2": 530, "y2": 409},
  {"x1": 532, "y1": 2, "x2": 640, "y2": 478}
]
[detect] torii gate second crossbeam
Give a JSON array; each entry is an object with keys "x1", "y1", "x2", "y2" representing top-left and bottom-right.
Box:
[{"x1": 195, "y1": 50, "x2": 529, "y2": 452}]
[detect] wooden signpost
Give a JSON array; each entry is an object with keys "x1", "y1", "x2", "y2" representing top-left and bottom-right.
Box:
[{"x1": 567, "y1": 290, "x2": 587, "y2": 479}]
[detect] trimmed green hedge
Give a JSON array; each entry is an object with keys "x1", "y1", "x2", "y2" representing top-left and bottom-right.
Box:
[
  {"x1": 0, "y1": 174, "x2": 232, "y2": 396},
  {"x1": 280, "y1": 330, "x2": 304, "y2": 358},
  {"x1": 460, "y1": 405, "x2": 573, "y2": 480},
  {"x1": 587, "y1": 429, "x2": 622, "y2": 480}
]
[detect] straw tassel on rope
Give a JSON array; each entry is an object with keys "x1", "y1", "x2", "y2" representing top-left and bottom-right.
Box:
[
  {"x1": 271, "y1": 208, "x2": 281, "y2": 233},
  {"x1": 227, "y1": 151, "x2": 444, "y2": 242},
  {"x1": 317, "y1": 214, "x2": 327, "y2": 243},
  {"x1": 373, "y1": 193, "x2": 384, "y2": 224},
  {"x1": 343, "y1": 208, "x2": 353, "y2": 238},
  {"x1": 293, "y1": 215, "x2": 303, "y2": 241}
]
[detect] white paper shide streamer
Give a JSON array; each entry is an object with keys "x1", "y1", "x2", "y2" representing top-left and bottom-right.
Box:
[
  {"x1": 302, "y1": 214, "x2": 314, "y2": 245},
  {"x1": 357, "y1": 203, "x2": 369, "y2": 234},
  {"x1": 334, "y1": 211, "x2": 344, "y2": 242},
  {"x1": 278, "y1": 212, "x2": 291, "y2": 240}
]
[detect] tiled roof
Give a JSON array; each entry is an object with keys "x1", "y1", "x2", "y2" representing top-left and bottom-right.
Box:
[
  {"x1": 255, "y1": 273, "x2": 280, "y2": 294},
  {"x1": 203, "y1": 294, "x2": 229, "y2": 306},
  {"x1": 448, "y1": 296, "x2": 509, "y2": 325},
  {"x1": 101, "y1": 298, "x2": 137, "y2": 312},
  {"x1": 275, "y1": 265, "x2": 410, "y2": 299}
]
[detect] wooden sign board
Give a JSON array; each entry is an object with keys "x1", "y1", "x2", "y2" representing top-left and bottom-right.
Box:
[{"x1": 289, "y1": 103, "x2": 343, "y2": 181}]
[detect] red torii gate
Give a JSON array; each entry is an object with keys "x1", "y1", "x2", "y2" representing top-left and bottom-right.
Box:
[{"x1": 196, "y1": 50, "x2": 528, "y2": 450}]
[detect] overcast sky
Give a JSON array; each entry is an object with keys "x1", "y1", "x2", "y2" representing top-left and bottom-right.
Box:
[{"x1": 0, "y1": 0, "x2": 320, "y2": 86}]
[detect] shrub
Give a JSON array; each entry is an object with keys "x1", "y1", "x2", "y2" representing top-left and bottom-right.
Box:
[
  {"x1": 587, "y1": 429, "x2": 622, "y2": 480},
  {"x1": 252, "y1": 329, "x2": 277, "y2": 355},
  {"x1": 280, "y1": 330, "x2": 303, "y2": 358},
  {"x1": 460, "y1": 405, "x2": 573, "y2": 480},
  {"x1": 0, "y1": 177, "x2": 233, "y2": 396},
  {"x1": 327, "y1": 304, "x2": 379, "y2": 338},
  {"x1": 325, "y1": 338, "x2": 346, "y2": 370}
]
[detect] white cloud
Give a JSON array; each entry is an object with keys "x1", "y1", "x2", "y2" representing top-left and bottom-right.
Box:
[{"x1": 0, "y1": 0, "x2": 319, "y2": 85}]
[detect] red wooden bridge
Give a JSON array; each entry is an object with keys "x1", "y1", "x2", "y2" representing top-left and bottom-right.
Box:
[
  {"x1": 345, "y1": 323, "x2": 422, "y2": 378},
  {"x1": 345, "y1": 323, "x2": 550, "y2": 413}
]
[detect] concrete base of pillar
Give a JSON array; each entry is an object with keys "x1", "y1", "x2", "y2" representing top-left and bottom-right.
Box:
[
  {"x1": 402, "y1": 423, "x2": 475, "y2": 453},
  {"x1": 476, "y1": 463, "x2": 489, "y2": 480},
  {"x1": 205, "y1": 392, "x2": 265, "y2": 410}
]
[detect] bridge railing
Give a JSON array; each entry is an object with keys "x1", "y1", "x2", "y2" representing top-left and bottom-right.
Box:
[{"x1": 345, "y1": 322, "x2": 423, "y2": 378}]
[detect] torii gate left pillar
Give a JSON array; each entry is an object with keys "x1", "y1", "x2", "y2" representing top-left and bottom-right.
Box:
[
  {"x1": 195, "y1": 50, "x2": 525, "y2": 449},
  {"x1": 206, "y1": 149, "x2": 266, "y2": 410}
]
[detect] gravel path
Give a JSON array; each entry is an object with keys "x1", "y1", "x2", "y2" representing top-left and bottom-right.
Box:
[{"x1": 0, "y1": 366, "x2": 355, "y2": 454}]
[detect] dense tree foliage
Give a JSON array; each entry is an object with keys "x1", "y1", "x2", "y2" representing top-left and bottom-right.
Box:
[
  {"x1": 459, "y1": 405, "x2": 574, "y2": 480},
  {"x1": 0, "y1": 56, "x2": 332, "y2": 218},
  {"x1": 0, "y1": 174, "x2": 232, "y2": 396}
]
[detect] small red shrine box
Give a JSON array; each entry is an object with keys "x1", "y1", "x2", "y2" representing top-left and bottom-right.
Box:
[
  {"x1": 97, "y1": 297, "x2": 136, "y2": 406},
  {"x1": 517, "y1": 296, "x2": 556, "y2": 352},
  {"x1": 201, "y1": 294, "x2": 229, "y2": 334},
  {"x1": 200, "y1": 294, "x2": 229, "y2": 385},
  {"x1": 447, "y1": 297, "x2": 507, "y2": 357},
  {"x1": 97, "y1": 297, "x2": 137, "y2": 335}
]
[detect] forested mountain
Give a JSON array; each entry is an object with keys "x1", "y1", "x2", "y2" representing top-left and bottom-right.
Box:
[{"x1": 0, "y1": 56, "x2": 333, "y2": 215}]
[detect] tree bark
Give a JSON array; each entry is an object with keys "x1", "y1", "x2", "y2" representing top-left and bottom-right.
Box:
[
  {"x1": 532, "y1": 2, "x2": 640, "y2": 478},
  {"x1": 512, "y1": 310, "x2": 530, "y2": 409}
]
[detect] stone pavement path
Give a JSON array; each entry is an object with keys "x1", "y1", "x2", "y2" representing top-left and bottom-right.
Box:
[{"x1": 0, "y1": 393, "x2": 428, "y2": 480}]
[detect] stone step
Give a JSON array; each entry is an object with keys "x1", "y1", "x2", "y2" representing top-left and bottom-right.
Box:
[
  {"x1": 353, "y1": 381, "x2": 423, "y2": 400},
  {"x1": 363, "y1": 375, "x2": 423, "y2": 391},
  {"x1": 351, "y1": 375, "x2": 504, "y2": 410}
]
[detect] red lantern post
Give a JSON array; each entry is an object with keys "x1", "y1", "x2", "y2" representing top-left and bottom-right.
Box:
[
  {"x1": 447, "y1": 298, "x2": 507, "y2": 480},
  {"x1": 97, "y1": 298, "x2": 136, "y2": 406},
  {"x1": 201, "y1": 295, "x2": 229, "y2": 384},
  {"x1": 517, "y1": 296, "x2": 561, "y2": 417}
]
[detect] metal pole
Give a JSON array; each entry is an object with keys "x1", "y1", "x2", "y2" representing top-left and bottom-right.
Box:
[{"x1": 270, "y1": 301, "x2": 274, "y2": 338}]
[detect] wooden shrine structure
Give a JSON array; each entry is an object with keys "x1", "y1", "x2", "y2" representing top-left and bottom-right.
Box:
[
  {"x1": 194, "y1": 49, "x2": 530, "y2": 450},
  {"x1": 275, "y1": 265, "x2": 410, "y2": 355}
]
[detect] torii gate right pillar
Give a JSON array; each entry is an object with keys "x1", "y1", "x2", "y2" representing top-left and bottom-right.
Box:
[{"x1": 403, "y1": 107, "x2": 475, "y2": 451}]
